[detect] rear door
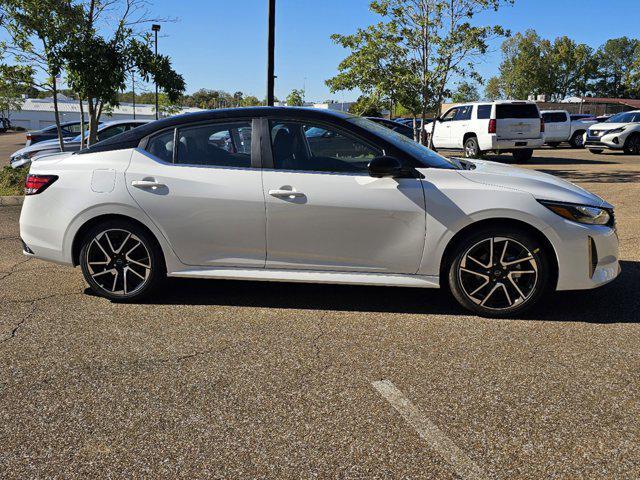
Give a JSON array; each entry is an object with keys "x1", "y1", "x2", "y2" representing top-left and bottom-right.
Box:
[
  {"x1": 495, "y1": 103, "x2": 541, "y2": 140},
  {"x1": 126, "y1": 120, "x2": 266, "y2": 267}
]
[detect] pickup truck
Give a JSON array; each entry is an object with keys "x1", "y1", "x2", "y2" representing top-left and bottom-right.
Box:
[{"x1": 540, "y1": 110, "x2": 596, "y2": 148}]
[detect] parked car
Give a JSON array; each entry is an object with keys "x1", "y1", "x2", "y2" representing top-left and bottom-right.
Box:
[
  {"x1": 0, "y1": 117, "x2": 11, "y2": 132},
  {"x1": 540, "y1": 110, "x2": 596, "y2": 148},
  {"x1": 428, "y1": 101, "x2": 544, "y2": 161},
  {"x1": 25, "y1": 121, "x2": 91, "y2": 146},
  {"x1": 10, "y1": 120, "x2": 149, "y2": 168},
  {"x1": 569, "y1": 114, "x2": 595, "y2": 122},
  {"x1": 19, "y1": 107, "x2": 619, "y2": 317},
  {"x1": 366, "y1": 117, "x2": 414, "y2": 138},
  {"x1": 584, "y1": 110, "x2": 640, "y2": 155}
]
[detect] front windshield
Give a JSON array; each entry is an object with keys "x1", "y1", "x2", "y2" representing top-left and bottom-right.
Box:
[
  {"x1": 605, "y1": 111, "x2": 640, "y2": 123},
  {"x1": 348, "y1": 116, "x2": 460, "y2": 169}
]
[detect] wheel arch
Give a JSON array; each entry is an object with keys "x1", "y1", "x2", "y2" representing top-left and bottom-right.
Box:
[
  {"x1": 463, "y1": 132, "x2": 478, "y2": 144},
  {"x1": 71, "y1": 213, "x2": 165, "y2": 268},
  {"x1": 439, "y1": 217, "x2": 559, "y2": 291}
]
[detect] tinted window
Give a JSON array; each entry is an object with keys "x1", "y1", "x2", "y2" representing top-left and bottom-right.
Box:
[
  {"x1": 347, "y1": 116, "x2": 460, "y2": 170},
  {"x1": 146, "y1": 129, "x2": 175, "y2": 163},
  {"x1": 440, "y1": 108, "x2": 458, "y2": 122},
  {"x1": 97, "y1": 125, "x2": 127, "y2": 142},
  {"x1": 454, "y1": 105, "x2": 472, "y2": 121},
  {"x1": 66, "y1": 123, "x2": 83, "y2": 134},
  {"x1": 176, "y1": 122, "x2": 252, "y2": 167},
  {"x1": 270, "y1": 121, "x2": 380, "y2": 173},
  {"x1": 477, "y1": 105, "x2": 492, "y2": 119},
  {"x1": 496, "y1": 104, "x2": 539, "y2": 119},
  {"x1": 570, "y1": 114, "x2": 594, "y2": 121},
  {"x1": 541, "y1": 112, "x2": 568, "y2": 123}
]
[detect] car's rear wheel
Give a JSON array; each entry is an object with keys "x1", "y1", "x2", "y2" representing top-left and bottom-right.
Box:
[
  {"x1": 623, "y1": 134, "x2": 640, "y2": 155},
  {"x1": 512, "y1": 149, "x2": 533, "y2": 162},
  {"x1": 464, "y1": 136, "x2": 481, "y2": 158},
  {"x1": 589, "y1": 149, "x2": 604, "y2": 154},
  {"x1": 569, "y1": 131, "x2": 585, "y2": 148},
  {"x1": 80, "y1": 220, "x2": 164, "y2": 301},
  {"x1": 448, "y1": 227, "x2": 551, "y2": 317}
]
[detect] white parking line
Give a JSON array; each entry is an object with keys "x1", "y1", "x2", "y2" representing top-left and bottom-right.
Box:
[{"x1": 372, "y1": 380, "x2": 489, "y2": 480}]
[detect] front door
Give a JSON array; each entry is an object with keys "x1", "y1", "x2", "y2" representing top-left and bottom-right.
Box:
[
  {"x1": 126, "y1": 120, "x2": 266, "y2": 267},
  {"x1": 431, "y1": 107, "x2": 457, "y2": 148},
  {"x1": 262, "y1": 119, "x2": 426, "y2": 274}
]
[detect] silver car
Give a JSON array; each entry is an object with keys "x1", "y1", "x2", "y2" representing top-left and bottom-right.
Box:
[{"x1": 10, "y1": 120, "x2": 150, "y2": 169}]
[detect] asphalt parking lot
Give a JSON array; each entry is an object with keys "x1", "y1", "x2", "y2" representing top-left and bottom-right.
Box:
[{"x1": 1, "y1": 133, "x2": 639, "y2": 478}]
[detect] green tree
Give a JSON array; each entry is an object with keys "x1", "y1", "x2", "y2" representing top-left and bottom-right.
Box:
[
  {"x1": 329, "y1": 0, "x2": 511, "y2": 145},
  {"x1": 451, "y1": 81, "x2": 479, "y2": 103},
  {"x1": 484, "y1": 76, "x2": 502, "y2": 100},
  {"x1": 285, "y1": 89, "x2": 305, "y2": 106},
  {"x1": 348, "y1": 95, "x2": 385, "y2": 116},
  {"x1": 64, "y1": 1, "x2": 185, "y2": 144},
  {"x1": 0, "y1": 0, "x2": 80, "y2": 149},
  {"x1": 592, "y1": 37, "x2": 640, "y2": 98},
  {"x1": 0, "y1": 63, "x2": 33, "y2": 120},
  {"x1": 549, "y1": 36, "x2": 594, "y2": 100}
]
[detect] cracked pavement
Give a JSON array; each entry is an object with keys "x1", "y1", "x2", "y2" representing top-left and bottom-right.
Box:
[{"x1": 1, "y1": 147, "x2": 639, "y2": 479}]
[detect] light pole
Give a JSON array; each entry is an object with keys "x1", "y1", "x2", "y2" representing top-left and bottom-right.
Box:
[
  {"x1": 152, "y1": 24, "x2": 161, "y2": 119},
  {"x1": 267, "y1": 0, "x2": 276, "y2": 106}
]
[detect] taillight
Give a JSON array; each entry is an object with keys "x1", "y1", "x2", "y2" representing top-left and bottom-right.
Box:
[
  {"x1": 26, "y1": 133, "x2": 32, "y2": 140},
  {"x1": 540, "y1": 118, "x2": 545, "y2": 133},
  {"x1": 488, "y1": 119, "x2": 496, "y2": 134},
  {"x1": 25, "y1": 174, "x2": 58, "y2": 195}
]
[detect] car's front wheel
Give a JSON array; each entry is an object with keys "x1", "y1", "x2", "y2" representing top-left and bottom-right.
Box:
[
  {"x1": 447, "y1": 227, "x2": 551, "y2": 317},
  {"x1": 79, "y1": 220, "x2": 165, "y2": 301},
  {"x1": 623, "y1": 134, "x2": 640, "y2": 155}
]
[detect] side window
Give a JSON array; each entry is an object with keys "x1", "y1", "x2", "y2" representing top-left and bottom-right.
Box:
[
  {"x1": 145, "y1": 129, "x2": 175, "y2": 163},
  {"x1": 477, "y1": 105, "x2": 492, "y2": 119},
  {"x1": 440, "y1": 108, "x2": 458, "y2": 122},
  {"x1": 176, "y1": 122, "x2": 252, "y2": 168},
  {"x1": 454, "y1": 106, "x2": 472, "y2": 121},
  {"x1": 97, "y1": 125, "x2": 127, "y2": 142},
  {"x1": 270, "y1": 121, "x2": 381, "y2": 173},
  {"x1": 67, "y1": 123, "x2": 83, "y2": 134}
]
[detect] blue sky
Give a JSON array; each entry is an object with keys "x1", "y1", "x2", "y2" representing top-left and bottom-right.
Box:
[{"x1": 5, "y1": 0, "x2": 640, "y2": 101}]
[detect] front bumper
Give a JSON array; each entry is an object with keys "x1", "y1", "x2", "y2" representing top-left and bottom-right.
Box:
[
  {"x1": 547, "y1": 221, "x2": 620, "y2": 291},
  {"x1": 584, "y1": 133, "x2": 625, "y2": 150}
]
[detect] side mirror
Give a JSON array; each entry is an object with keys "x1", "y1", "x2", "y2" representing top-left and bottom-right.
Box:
[{"x1": 368, "y1": 156, "x2": 404, "y2": 178}]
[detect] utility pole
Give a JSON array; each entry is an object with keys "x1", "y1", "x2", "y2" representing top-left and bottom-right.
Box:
[
  {"x1": 152, "y1": 24, "x2": 161, "y2": 119},
  {"x1": 267, "y1": 0, "x2": 276, "y2": 106}
]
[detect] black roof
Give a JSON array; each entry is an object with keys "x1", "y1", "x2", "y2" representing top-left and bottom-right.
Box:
[{"x1": 78, "y1": 107, "x2": 355, "y2": 155}]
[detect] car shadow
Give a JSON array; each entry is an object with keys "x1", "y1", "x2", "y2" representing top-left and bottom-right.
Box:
[
  {"x1": 537, "y1": 169, "x2": 640, "y2": 183},
  {"x1": 134, "y1": 260, "x2": 639, "y2": 324}
]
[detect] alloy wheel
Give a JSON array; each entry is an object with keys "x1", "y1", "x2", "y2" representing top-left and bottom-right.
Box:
[
  {"x1": 465, "y1": 139, "x2": 478, "y2": 158},
  {"x1": 85, "y1": 229, "x2": 152, "y2": 296},
  {"x1": 458, "y1": 237, "x2": 539, "y2": 311}
]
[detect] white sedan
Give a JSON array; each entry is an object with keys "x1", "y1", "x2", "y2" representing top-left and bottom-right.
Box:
[
  {"x1": 19, "y1": 108, "x2": 620, "y2": 317},
  {"x1": 584, "y1": 110, "x2": 640, "y2": 154}
]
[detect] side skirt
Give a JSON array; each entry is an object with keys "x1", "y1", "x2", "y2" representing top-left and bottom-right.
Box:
[{"x1": 168, "y1": 267, "x2": 440, "y2": 289}]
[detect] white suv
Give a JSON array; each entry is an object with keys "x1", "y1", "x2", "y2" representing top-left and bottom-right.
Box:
[
  {"x1": 584, "y1": 110, "x2": 640, "y2": 155},
  {"x1": 429, "y1": 101, "x2": 544, "y2": 161}
]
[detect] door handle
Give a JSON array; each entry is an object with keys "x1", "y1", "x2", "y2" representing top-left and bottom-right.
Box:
[
  {"x1": 269, "y1": 189, "x2": 305, "y2": 198},
  {"x1": 131, "y1": 179, "x2": 166, "y2": 190}
]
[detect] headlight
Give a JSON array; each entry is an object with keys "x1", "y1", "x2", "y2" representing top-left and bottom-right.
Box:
[
  {"x1": 538, "y1": 200, "x2": 613, "y2": 226},
  {"x1": 605, "y1": 127, "x2": 626, "y2": 135}
]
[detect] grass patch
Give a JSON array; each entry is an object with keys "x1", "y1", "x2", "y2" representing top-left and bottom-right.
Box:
[{"x1": 0, "y1": 165, "x2": 28, "y2": 196}]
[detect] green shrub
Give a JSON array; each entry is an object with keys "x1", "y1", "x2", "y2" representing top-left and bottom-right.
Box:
[{"x1": 0, "y1": 165, "x2": 28, "y2": 196}]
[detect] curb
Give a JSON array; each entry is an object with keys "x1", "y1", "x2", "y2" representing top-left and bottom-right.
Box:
[{"x1": 0, "y1": 196, "x2": 24, "y2": 206}]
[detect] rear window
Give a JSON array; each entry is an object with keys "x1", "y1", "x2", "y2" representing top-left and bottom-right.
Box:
[
  {"x1": 496, "y1": 104, "x2": 539, "y2": 119},
  {"x1": 541, "y1": 112, "x2": 568, "y2": 123},
  {"x1": 477, "y1": 105, "x2": 491, "y2": 119}
]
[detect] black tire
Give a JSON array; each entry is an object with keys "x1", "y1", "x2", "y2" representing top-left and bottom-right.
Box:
[
  {"x1": 623, "y1": 134, "x2": 640, "y2": 155},
  {"x1": 547, "y1": 142, "x2": 561, "y2": 148},
  {"x1": 447, "y1": 226, "x2": 551, "y2": 318},
  {"x1": 512, "y1": 149, "x2": 533, "y2": 162},
  {"x1": 79, "y1": 219, "x2": 165, "y2": 301},
  {"x1": 569, "y1": 131, "x2": 585, "y2": 148},
  {"x1": 463, "y1": 136, "x2": 481, "y2": 158},
  {"x1": 588, "y1": 149, "x2": 604, "y2": 154}
]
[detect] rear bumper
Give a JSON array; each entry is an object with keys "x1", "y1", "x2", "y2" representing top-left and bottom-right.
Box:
[{"x1": 480, "y1": 135, "x2": 544, "y2": 151}]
